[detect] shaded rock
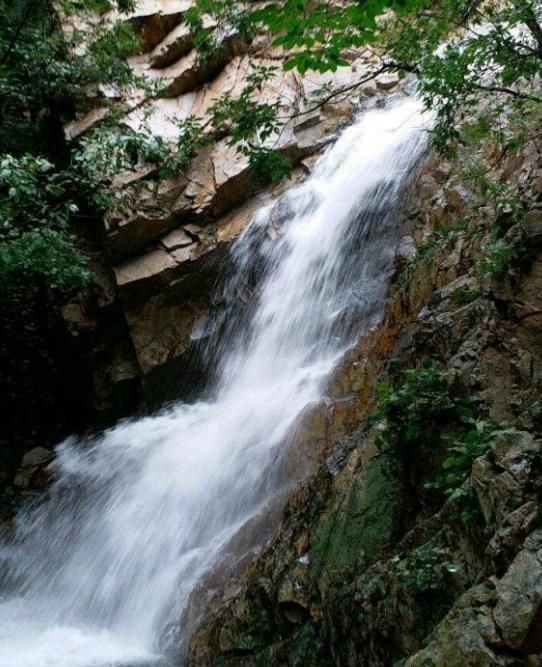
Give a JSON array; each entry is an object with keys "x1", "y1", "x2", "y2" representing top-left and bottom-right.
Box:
[
  {"x1": 160, "y1": 228, "x2": 194, "y2": 250},
  {"x1": 376, "y1": 73, "x2": 400, "y2": 90},
  {"x1": 114, "y1": 248, "x2": 178, "y2": 302},
  {"x1": 147, "y1": 22, "x2": 193, "y2": 68},
  {"x1": 494, "y1": 534, "x2": 542, "y2": 651},
  {"x1": 14, "y1": 447, "x2": 54, "y2": 489}
]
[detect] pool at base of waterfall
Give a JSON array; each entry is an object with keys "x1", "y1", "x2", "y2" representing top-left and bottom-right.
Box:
[{"x1": 0, "y1": 599, "x2": 168, "y2": 667}]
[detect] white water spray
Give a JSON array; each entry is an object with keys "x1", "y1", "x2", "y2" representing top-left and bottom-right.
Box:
[{"x1": 0, "y1": 97, "x2": 429, "y2": 667}]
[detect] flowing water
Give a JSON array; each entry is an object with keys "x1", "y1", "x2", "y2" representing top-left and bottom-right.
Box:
[{"x1": 0, "y1": 96, "x2": 429, "y2": 667}]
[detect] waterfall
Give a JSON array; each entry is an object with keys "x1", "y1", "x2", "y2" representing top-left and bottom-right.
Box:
[{"x1": 0, "y1": 96, "x2": 429, "y2": 667}]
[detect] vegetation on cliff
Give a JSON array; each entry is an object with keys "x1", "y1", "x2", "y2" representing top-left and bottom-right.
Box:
[
  {"x1": 0, "y1": 0, "x2": 146, "y2": 493},
  {"x1": 1, "y1": 0, "x2": 540, "y2": 290},
  {"x1": 0, "y1": 0, "x2": 143, "y2": 288}
]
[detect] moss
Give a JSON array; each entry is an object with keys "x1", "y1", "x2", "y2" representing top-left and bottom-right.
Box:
[
  {"x1": 288, "y1": 623, "x2": 323, "y2": 666},
  {"x1": 236, "y1": 633, "x2": 266, "y2": 652},
  {"x1": 310, "y1": 452, "x2": 404, "y2": 576}
]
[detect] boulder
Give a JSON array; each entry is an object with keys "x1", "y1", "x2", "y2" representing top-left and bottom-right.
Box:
[
  {"x1": 376, "y1": 73, "x2": 400, "y2": 90},
  {"x1": 494, "y1": 534, "x2": 542, "y2": 651},
  {"x1": 14, "y1": 447, "x2": 54, "y2": 489}
]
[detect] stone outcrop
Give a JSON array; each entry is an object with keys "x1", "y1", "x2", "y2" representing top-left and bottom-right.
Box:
[{"x1": 60, "y1": 2, "x2": 400, "y2": 404}]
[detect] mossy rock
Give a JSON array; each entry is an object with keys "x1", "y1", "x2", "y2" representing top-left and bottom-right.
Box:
[{"x1": 310, "y1": 446, "x2": 407, "y2": 577}]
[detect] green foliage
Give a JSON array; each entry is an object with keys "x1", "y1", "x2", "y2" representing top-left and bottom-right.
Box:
[
  {"x1": 449, "y1": 286, "x2": 483, "y2": 306},
  {"x1": 253, "y1": 0, "x2": 424, "y2": 74},
  {"x1": 373, "y1": 364, "x2": 475, "y2": 460},
  {"x1": 160, "y1": 116, "x2": 208, "y2": 178},
  {"x1": 2, "y1": 0, "x2": 538, "y2": 291},
  {"x1": 399, "y1": 543, "x2": 447, "y2": 594},
  {"x1": 0, "y1": 155, "x2": 91, "y2": 287},
  {"x1": 425, "y1": 420, "x2": 502, "y2": 522},
  {"x1": 0, "y1": 0, "x2": 145, "y2": 290},
  {"x1": 0, "y1": 155, "x2": 75, "y2": 232},
  {"x1": 209, "y1": 64, "x2": 292, "y2": 181},
  {"x1": 241, "y1": 145, "x2": 292, "y2": 184},
  {"x1": 0, "y1": 229, "x2": 91, "y2": 289},
  {"x1": 479, "y1": 238, "x2": 515, "y2": 278},
  {"x1": 186, "y1": 0, "x2": 541, "y2": 157},
  {"x1": 210, "y1": 66, "x2": 282, "y2": 144},
  {"x1": 460, "y1": 161, "x2": 526, "y2": 229},
  {"x1": 0, "y1": 0, "x2": 143, "y2": 154},
  {"x1": 185, "y1": 0, "x2": 254, "y2": 64},
  {"x1": 61, "y1": 0, "x2": 135, "y2": 14},
  {"x1": 372, "y1": 366, "x2": 502, "y2": 523},
  {"x1": 383, "y1": 0, "x2": 542, "y2": 153},
  {"x1": 398, "y1": 223, "x2": 468, "y2": 290},
  {"x1": 74, "y1": 124, "x2": 169, "y2": 182},
  {"x1": 74, "y1": 115, "x2": 209, "y2": 186},
  {"x1": 425, "y1": 421, "x2": 499, "y2": 498}
]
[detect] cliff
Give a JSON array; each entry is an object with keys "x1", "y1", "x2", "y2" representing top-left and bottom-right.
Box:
[
  {"x1": 2, "y1": 3, "x2": 401, "y2": 498},
  {"x1": 186, "y1": 124, "x2": 542, "y2": 665}
]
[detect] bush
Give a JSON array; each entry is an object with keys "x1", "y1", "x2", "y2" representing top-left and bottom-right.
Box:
[
  {"x1": 479, "y1": 239, "x2": 515, "y2": 278},
  {"x1": 0, "y1": 229, "x2": 92, "y2": 290},
  {"x1": 425, "y1": 421, "x2": 500, "y2": 498},
  {"x1": 373, "y1": 364, "x2": 474, "y2": 460}
]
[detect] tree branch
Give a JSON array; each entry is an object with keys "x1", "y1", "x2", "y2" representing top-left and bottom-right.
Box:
[
  {"x1": 280, "y1": 63, "x2": 410, "y2": 122},
  {"x1": 472, "y1": 82, "x2": 542, "y2": 103},
  {"x1": 0, "y1": 0, "x2": 41, "y2": 66}
]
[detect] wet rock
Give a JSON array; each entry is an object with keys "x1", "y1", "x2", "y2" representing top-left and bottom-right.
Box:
[
  {"x1": 376, "y1": 73, "x2": 400, "y2": 90},
  {"x1": 14, "y1": 447, "x2": 54, "y2": 489},
  {"x1": 21, "y1": 447, "x2": 54, "y2": 468},
  {"x1": 494, "y1": 534, "x2": 542, "y2": 651}
]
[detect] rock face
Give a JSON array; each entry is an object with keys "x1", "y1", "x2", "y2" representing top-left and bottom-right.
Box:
[
  {"x1": 185, "y1": 126, "x2": 542, "y2": 664},
  {"x1": 59, "y1": 2, "x2": 400, "y2": 409}
]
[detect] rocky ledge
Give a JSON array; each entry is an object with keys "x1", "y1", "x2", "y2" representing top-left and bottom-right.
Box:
[{"x1": 59, "y1": 1, "x2": 404, "y2": 413}]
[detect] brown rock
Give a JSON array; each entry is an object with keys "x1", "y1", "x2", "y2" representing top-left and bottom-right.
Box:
[
  {"x1": 160, "y1": 228, "x2": 194, "y2": 250},
  {"x1": 115, "y1": 249, "x2": 177, "y2": 301},
  {"x1": 376, "y1": 73, "x2": 400, "y2": 90}
]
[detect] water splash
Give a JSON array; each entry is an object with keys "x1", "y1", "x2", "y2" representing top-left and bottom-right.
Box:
[{"x1": 0, "y1": 96, "x2": 429, "y2": 667}]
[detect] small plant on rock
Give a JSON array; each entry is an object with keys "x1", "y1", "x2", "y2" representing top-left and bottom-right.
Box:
[
  {"x1": 425, "y1": 420, "x2": 503, "y2": 522},
  {"x1": 373, "y1": 364, "x2": 474, "y2": 461},
  {"x1": 449, "y1": 286, "x2": 483, "y2": 306},
  {"x1": 425, "y1": 421, "x2": 500, "y2": 497},
  {"x1": 479, "y1": 238, "x2": 515, "y2": 278},
  {"x1": 399, "y1": 543, "x2": 448, "y2": 594}
]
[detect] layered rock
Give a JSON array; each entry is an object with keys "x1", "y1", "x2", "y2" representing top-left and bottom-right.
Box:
[{"x1": 61, "y1": 1, "x2": 401, "y2": 400}]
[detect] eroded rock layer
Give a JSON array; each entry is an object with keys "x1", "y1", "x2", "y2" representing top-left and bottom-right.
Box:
[{"x1": 59, "y1": 1, "x2": 402, "y2": 407}]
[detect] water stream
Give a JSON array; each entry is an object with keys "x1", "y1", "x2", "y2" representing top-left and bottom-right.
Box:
[{"x1": 0, "y1": 96, "x2": 429, "y2": 667}]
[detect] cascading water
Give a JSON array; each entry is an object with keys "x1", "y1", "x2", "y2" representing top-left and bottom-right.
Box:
[{"x1": 0, "y1": 96, "x2": 430, "y2": 667}]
